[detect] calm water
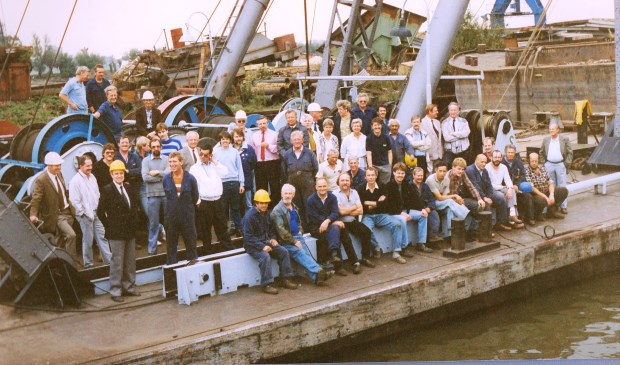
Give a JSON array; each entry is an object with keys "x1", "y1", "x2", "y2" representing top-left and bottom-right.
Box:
[{"x1": 323, "y1": 271, "x2": 620, "y2": 362}]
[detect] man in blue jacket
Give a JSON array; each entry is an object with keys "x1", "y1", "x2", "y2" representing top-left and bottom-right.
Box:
[
  {"x1": 243, "y1": 189, "x2": 298, "y2": 295},
  {"x1": 162, "y1": 152, "x2": 199, "y2": 265},
  {"x1": 466, "y1": 154, "x2": 511, "y2": 231}
]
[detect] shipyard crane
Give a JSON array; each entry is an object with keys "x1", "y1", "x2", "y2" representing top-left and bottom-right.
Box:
[{"x1": 489, "y1": 0, "x2": 546, "y2": 29}]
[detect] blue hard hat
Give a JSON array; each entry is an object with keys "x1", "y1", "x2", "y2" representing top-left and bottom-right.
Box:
[{"x1": 519, "y1": 182, "x2": 533, "y2": 193}]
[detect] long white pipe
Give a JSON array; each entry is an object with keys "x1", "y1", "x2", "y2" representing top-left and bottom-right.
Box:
[
  {"x1": 567, "y1": 172, "x2": 620, "y2": 195},
  {"x1": 296, "y1": 73, "x2": 484, "y2": 82}
]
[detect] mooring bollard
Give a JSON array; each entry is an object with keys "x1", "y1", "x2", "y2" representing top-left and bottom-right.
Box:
[
  {"x1": 451, "y1": 218, "x2": 466, "y2": 250},
  {"x1": 478, "y1": 211, "x2": 493, "y2": 243}
]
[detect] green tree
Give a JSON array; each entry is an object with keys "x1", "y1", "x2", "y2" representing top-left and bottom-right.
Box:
[
  {"x1": 122, "y1": 48, "x2": 141, "y2": 61},
  {"x1": 56, "y1": 50, "x2": 76, "y2": 77},
  {"x1": 451, "y1": 11, "x2": 504, "y2": 56},
  {"x1": 74, "y1": 47, "x2": 104, "y2": 69},
  {"x1": 0, "y1": 21, "x2": 20, "y2": 46},
  {"x1": 31, "y1": 34, "x2": 55, "y2": 77}
]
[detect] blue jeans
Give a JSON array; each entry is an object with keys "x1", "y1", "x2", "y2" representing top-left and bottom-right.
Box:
[
  {"x1": 76, "y1": 214, "x2": 112, "y2": 267},
  {"x1": 243, "y1": 189, "x2": 253, "y2": 211},
  {"x1": 147, "y1": 196, "x2": 166, "y2": 254},
  {"x1": 245, "y1": 243, "x2": 293, "y2": 286},
  {"x1": 222, "y1": 181, "x2": 242, "y2": 230},
  {"x1": 362, "y1": 214, "x2": 406, "y2": 251},
  {"x1": 545, "y1": 161, "x2": 568, "y2": 209},
  {"x1": 436, "y1": 199, "x2": 470, "y2": 237},
  {"x1": 283, "y1": 235, "x2": 322, "y2": 283},
  {"x1": 428, "y1": 210, "x2": 440, "y2": 237},
  {"x1": 395, "y1": 210, "x2": 428, "y2": 245}
]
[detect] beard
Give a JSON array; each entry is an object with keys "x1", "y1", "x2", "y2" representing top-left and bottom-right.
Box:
[
  {"x1": 493, "y1": 160, "x2": 500, "y2": 166},
  {"x1": 153, "y1": 149, "x2": 160, "y2": 157}
]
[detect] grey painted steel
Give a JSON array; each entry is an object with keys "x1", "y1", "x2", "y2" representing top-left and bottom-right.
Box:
[
  {"x1": 204, "y1": 0, "x2": 271, "y2": 100},
  {"x1": 394, "y1": 0, "x2": 470, "y2": 131},
  {"x1": 315, "y1": 0, "x2": 363, "y2": 109},
  {"x1": 614, "y1": 0, "x2": 620, "y2": 137},
  {"x1": 589, "y1": 0, "x2": 620, "y2": 166}
]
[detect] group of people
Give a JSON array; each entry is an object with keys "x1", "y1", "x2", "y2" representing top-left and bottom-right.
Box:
[{"x1": 46, "y1": 67, "x2": 573, "y2": 297}]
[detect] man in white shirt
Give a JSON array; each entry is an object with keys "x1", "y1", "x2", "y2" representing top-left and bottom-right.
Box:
[
  {"x1": 69, "y1": 155, "x2": 112, "y2": 268},
  {"x1": 251, "y1": 115, "x2": 281, "y2": 206},
  {"x1": 315, "y1": 149, "x2": 343, "y2": 192},
  {"x1": 485, "y1": 150, "x2": 524, "y2": 229},
  {"x1": 539, "y1": 123, "x2": 572, "y2": 214},
  {"x1": 441, "y1": 102, "x2": 470, "y2": 166},
  {"x1": 190, "y1": 144, "x2": 235, "y2": 254}
]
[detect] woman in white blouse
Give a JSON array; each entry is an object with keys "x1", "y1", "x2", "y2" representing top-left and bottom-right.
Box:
[
  {"x1": 340, "y1": 118, "x2": 367, "y2": 171},
  {"x1": 314, "y1": 118, "x2": 339, "y2": 163}
]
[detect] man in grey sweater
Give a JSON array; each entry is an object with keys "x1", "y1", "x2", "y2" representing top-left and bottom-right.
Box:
[{"x1": 141, "y1": 138, "x2": 169, "y2": 255}]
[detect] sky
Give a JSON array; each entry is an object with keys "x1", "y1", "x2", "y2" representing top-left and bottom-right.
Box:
[{"x1": 0, "y1": 0, "x2": 615, "y2": 59}]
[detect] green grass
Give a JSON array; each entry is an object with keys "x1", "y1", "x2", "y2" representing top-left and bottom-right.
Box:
[{"x1": 0, "y1": 96, "x2": 66, "y2": 127}]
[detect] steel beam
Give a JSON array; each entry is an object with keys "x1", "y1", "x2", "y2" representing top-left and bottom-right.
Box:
[
  {"x1": 204, "y1": 0, "x2": 271, "y2": 100},
  {"x1": 394, "y1": 0, "x2": 470, "y2": 131}
]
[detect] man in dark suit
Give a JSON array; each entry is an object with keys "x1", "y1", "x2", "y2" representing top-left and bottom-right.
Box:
[
  {"x1": 465, "y1": 154, "x2": 511, "y2": 231},
  {"x1": 29, "y1": 152, "x2": 77, "y2": 260},
  {"x1": 98, "y1": 160, "x2": 140, "y2": 302},
  {"x1": 135, "y1": 90, "x2": 162, "y2": 138}
]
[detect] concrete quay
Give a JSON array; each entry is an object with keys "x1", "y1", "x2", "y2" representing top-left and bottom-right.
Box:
[{"x1": 1, "y1": 173, "x2": 619, "y2": 364}]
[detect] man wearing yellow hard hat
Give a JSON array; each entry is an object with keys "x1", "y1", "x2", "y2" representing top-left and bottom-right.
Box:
[
  {"x1": 98, "y1": 160, "x2": 140, "y2": 302},
  {"x1": 242, "y1": 189, "x2": 298, "y2": 295}
]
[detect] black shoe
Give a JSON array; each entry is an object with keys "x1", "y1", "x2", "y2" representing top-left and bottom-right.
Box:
[
  {"x1": 282, "y1": 279, "x2": 299, "y2": 290},
  {"x1": 373, "y1": 247, "x2": 382, "y2": 259},
  {"x1": 335, "y1": 268, "x2": 348, "y2": 276},
  {"x1": 262, "y1": 284, "x2": 279, "y2": 295},
  {"x1": 414, "y1": 244, "x2": 433, "y2": 253},
  {"x1": 352, "y1": 262, "x2": 361, "y2": 274},
  {"x1": 360, "y1": 258, "x2": 375, "y2": 268},
  {"x1": 111, "y1": 296, "x2": 124, "y2": 303},
  {"x1": 331, "y1": 250, "x2": 341, "y2": 264},
  {"x1": 400, "y1": 249, "x2": 415, "y2": 258},
  {"x1": 428, "y1": 235, "x2": 443, "y2": 243}
]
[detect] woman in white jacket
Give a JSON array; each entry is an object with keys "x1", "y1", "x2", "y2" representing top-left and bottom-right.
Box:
[{"x1": 405, "y1": 115, "x2": 432, "y2": 176}]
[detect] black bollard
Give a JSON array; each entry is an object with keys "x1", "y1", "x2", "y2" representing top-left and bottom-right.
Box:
[
  {"x1": 478, "y1": 211, "x2": 493, "y2": 243},
  {"x1": 451, "y1": 218, "x2": 466, "y2": 251}
]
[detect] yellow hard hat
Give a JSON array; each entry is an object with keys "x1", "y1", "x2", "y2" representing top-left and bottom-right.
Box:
[
  {"x1": 254, "y1": 189, "x2": 271, "y2": 203},
  {"x1": 109, "y1": 160, "x2": 127, "y2": 172},
  {"x1": 404, "y1": 154, "x2": 417, "y2": 168}
]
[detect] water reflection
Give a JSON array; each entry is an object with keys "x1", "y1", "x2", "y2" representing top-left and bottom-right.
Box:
[{"x1": 322, "y1": 272, "x2": 620, "y2": 362}]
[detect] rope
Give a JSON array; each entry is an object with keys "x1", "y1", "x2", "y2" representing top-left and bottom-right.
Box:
[
  {"x1": 491, "y1": 0, "x2": 553, "y2": 112},
  {"x1": 0, "y1": 0, "x2": 30, "y2": 82},
  {"x1": 26, "y1": 0, "x2": 79, "y2": 130},
  {"x1": 161, "y1": 0, "x2": 223, "y2": 98}
]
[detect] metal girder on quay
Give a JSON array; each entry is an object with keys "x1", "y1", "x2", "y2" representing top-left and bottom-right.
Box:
[{"x1": 395, "y1": 0, "x2": 470, "y2": 124}]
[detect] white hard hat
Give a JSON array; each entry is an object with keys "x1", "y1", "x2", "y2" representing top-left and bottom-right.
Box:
[
  {"x1": 44, "y1": 152, "x2": 64, "y2": 165},
  {"x1": 307, "y1": 102, "x2": 321, "y2": 112},
  {"x1": 142, "y1": 90, "x2": 154, "y2": 100},
  {"x1": 235, "y1": 110, "x2": 247, "y2": 120}
]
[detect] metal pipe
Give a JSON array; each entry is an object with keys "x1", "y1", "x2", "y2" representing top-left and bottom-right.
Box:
[
  {"x1": 394, "y1": 0, "x2": 470, "y2": 130},
  {"x1": 204, "y1": 0, "x2": 271, "y2": 100},
  {"x1": 296, "y1": 73, "x2": 484, "y2": 81},
  {"x1": 567, "y1": 172, "x2": 620, "y2": 196}
]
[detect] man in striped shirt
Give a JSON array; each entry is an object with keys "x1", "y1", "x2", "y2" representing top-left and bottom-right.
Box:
[{"x1": 155, "y1": 123, "x2": 182, "y2": 157}]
